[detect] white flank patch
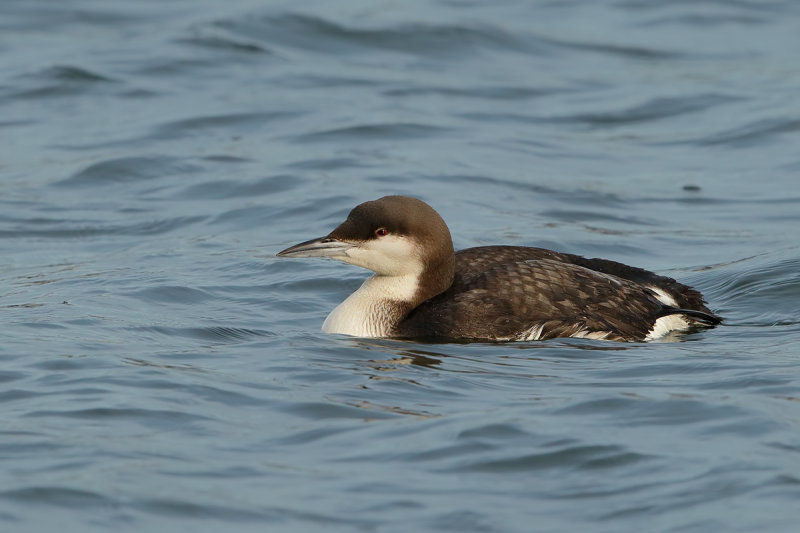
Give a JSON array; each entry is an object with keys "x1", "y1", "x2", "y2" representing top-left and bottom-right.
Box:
[
  {"x1": 322, "y1": 274, "x2": 418, "y2": 337},
  {"x1": 570, "y1": 330, "x2": 613, "y2": 341},
  {"x1": 647, "y1": 285, "x2": 678, "y2": 307},
  {"x1": 644, "y1": 314, "x2": 691, "y2": 341},
  {"x1": 521, "y1": 325, "x2": 613, "y2": 341},
  {"x1": 520, "y1": 323, "x2": 545, "y2": 341},
  {"x1": 644, "y1": 285, "x2": 692, "y2": 341}
]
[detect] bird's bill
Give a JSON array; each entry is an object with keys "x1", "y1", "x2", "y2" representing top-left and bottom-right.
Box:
[{"x1": 277, "y1": 237, "x2": 354, "y2": 258}]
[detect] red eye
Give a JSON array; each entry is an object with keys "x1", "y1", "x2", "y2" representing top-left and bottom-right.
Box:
[{"x1": 375, "y1": 228, "x2": 388, "y2": 237}]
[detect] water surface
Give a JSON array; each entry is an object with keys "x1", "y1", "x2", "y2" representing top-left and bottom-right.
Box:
[{"x1": 2, "y1": 1, "x2": 800, "y2": 532}]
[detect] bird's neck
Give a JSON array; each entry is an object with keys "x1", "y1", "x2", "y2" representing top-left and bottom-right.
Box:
[
  {"x1": 322, "y1": 254, "x2": 455, "y2": 338},
  {"x1": 322, "y1": 274, "x2": 418, "y2": 337}
]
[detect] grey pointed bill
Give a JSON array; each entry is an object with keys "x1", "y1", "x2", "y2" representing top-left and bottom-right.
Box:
[{"x1": 277, "y1": 237, "x2": 353, "y2": 258}]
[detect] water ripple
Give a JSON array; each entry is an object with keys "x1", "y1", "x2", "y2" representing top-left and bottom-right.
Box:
[
  {"x1": 1, "y1": 487, "x2": 114, "y2": 509},
  {"x1": 24, "y1": 407, "x2": 214, "y2": 431},
  {"x1": 0, "y1": 216, "x2": 206, "y2": 239},
  {"x1": 461, "y1": 93, "x2": 739, "y2": 128},
  {"x1": 133, "y1": 326, "x2": 275, "y2": 343},
  {"x1": 384, "y1": 84, "x2": 559, "y2": 100},
  {"x1": 541, "y1": 36, "x2": 687, "y2": 60},
  {"x1": 291, "y1": 123, "x2": 449, "y2": 143},
  {"x1": 179, "y1": 174, "x2": 305, "y2": 200},
  {"x1": 215, "y1": 13, "x2": 546, "y2": 57},
  {"x1": 704, "y1": 255, "x2": 800, "y2": 323},
  {"x1": 7, "y1": 65, "x2": 117, "y2": 99},
  {"x1": 151, "y1": 111, "x2": 301, "y2": 140},
  {"x1": 175, "y1": 34, "x2": 272, "y2": 55},
  {"x1": 692, "y1": 117, "x2": 800, "y2": 147},
  {"x1": 3, "y1": 0, "x2": 800, "y2": 531},
  {"x1": 55, "y1": 156, "x2": 202, "y2": 187},
  {"x1": 452, "y1": 445, "x2": 650, "y2": 473}
]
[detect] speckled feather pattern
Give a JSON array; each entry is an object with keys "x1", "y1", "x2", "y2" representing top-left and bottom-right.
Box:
[
  {"x1": 279, "y1": 196, "x2": 719, "y2": 342},
  {"x1": 397, "y1": 246, "x2": 714, "y2": 341}
]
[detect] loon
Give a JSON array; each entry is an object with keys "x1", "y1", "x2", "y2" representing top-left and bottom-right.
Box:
[{"x1": 277, "y1": 195, "x2": 720, "y2": 342}]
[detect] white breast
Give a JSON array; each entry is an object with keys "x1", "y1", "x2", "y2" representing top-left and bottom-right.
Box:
[{"x1": 322, "y1": 274, "x2": 418, "y2": 337}]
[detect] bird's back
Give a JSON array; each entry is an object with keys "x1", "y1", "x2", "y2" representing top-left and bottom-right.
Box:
[{"x1": 396, "y1": 246, "x2": 717, "y2": 341}]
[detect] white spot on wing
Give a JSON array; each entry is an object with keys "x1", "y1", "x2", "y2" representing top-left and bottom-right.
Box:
[{"x1": 647, "y1": 286, "x2": 678, "y2": 307}]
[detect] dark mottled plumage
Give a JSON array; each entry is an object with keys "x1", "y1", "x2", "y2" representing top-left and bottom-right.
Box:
[
  {"x1": 278, "y1": 196, "x2": 721, "y2": 342},
  {"x1": 398, "y1": 246, "x2": 717, "y2": 341}
]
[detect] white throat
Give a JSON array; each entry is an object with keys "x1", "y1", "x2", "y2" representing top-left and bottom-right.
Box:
[{"x1": 322, "y1": 273, "x2": 419, "y2": 337}]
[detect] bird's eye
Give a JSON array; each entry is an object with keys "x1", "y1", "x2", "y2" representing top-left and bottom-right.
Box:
[{"x1": 375, "y1": 228, "x2": 388, "y2": 237}]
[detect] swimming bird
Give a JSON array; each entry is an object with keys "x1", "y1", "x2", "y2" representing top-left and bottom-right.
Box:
[{"x1": 277, "y1": 196, "x2": 720, "y2": 341}]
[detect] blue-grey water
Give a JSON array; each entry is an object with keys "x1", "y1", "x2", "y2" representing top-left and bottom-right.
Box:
[{"x1": 2, "y1": 1, "x2": 800, "y2": 531}]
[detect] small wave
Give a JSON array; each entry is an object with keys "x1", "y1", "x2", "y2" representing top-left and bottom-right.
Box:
[
  {"x1": 558, "y1": 397, "x2": 747, "y2": 426},
  {"x1": 213, "y1": 13, "x2": 545, "y2": 58},
  {"x1": 540, "y1": 209, "x2": 658, "y2": 227},
  {"x1": 179, "y1": 174, "x2": 305, "y2": 200},
  {"x1": 125, "y1": 286, "x2": 214, "y2": 304},
  {"x1": 212, "y1": 197, "x2": 355, "y2": 230},
  {"x1": 272, "y1": 74, "x2": 385, "y2": 90},
  {"x1": 384, "y1": 85, "x2": 558, "y2": 100},
  {"x1": 690, "y1": 117, "x2": 800, "y2": 147},
  {"x1": 175, "y1": 35, "x2": 271, "y2": 55},
  {"x1": 55, "y1": 156, "x2": 202, "y2": 187},
  {"x1": 451, "y1": 444, "x2": 650, "y2": 473},
  {"x1": 639, "y1": 13, "x2": 768, "y2": 28},
  {"x1": 151, "y1": 111, "x2": 301, "y2": 141},
  {"x1": 283, "y1": 401, "x2": 399, "y2": 420},
  {"x1": 134, "y1": 497, "x2": 373, "y2": 526},
  {"x1": 25, "y1": 65, "x2": 116, "y2": 84},
  {"x1": 29, "y1": 65, "x2": 115, "y2": 83},
  {"x1": 564, "y1": 94, "x2": 741, "y2": 127},
  {"x1": 0, "y1": 487, "x2": 114, "y2": 508},
  {"x1": 700, "y1": 252, "x2": 800, "y2": 325},
  {"x1": 285, "y1": 157, "x2": 371, "y2": 170},
  {"x1": 0, "y1": 216, "x2": 206, "y2": 239},
  {"x1": 539, "y1": 33, "x2": 687, "y2": 60},
  {"x1": 24, "y1": 407, "x2": 214, "y2": 432},
  {"x1": 291, "y1": 123, "x2": 448, "y2": 144},
  {"x1": 461, "y1": 94, "x2": 738, "y2": 128},
  {"x1": 7, "y1": 65, "x2": 118, "y2": 99},
  {"x1": 135, "y1": 326, "x2": 275, "y2": 343},
  {"x1": 133, "y1": 498, "x2": 273, "y2": 521}
]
